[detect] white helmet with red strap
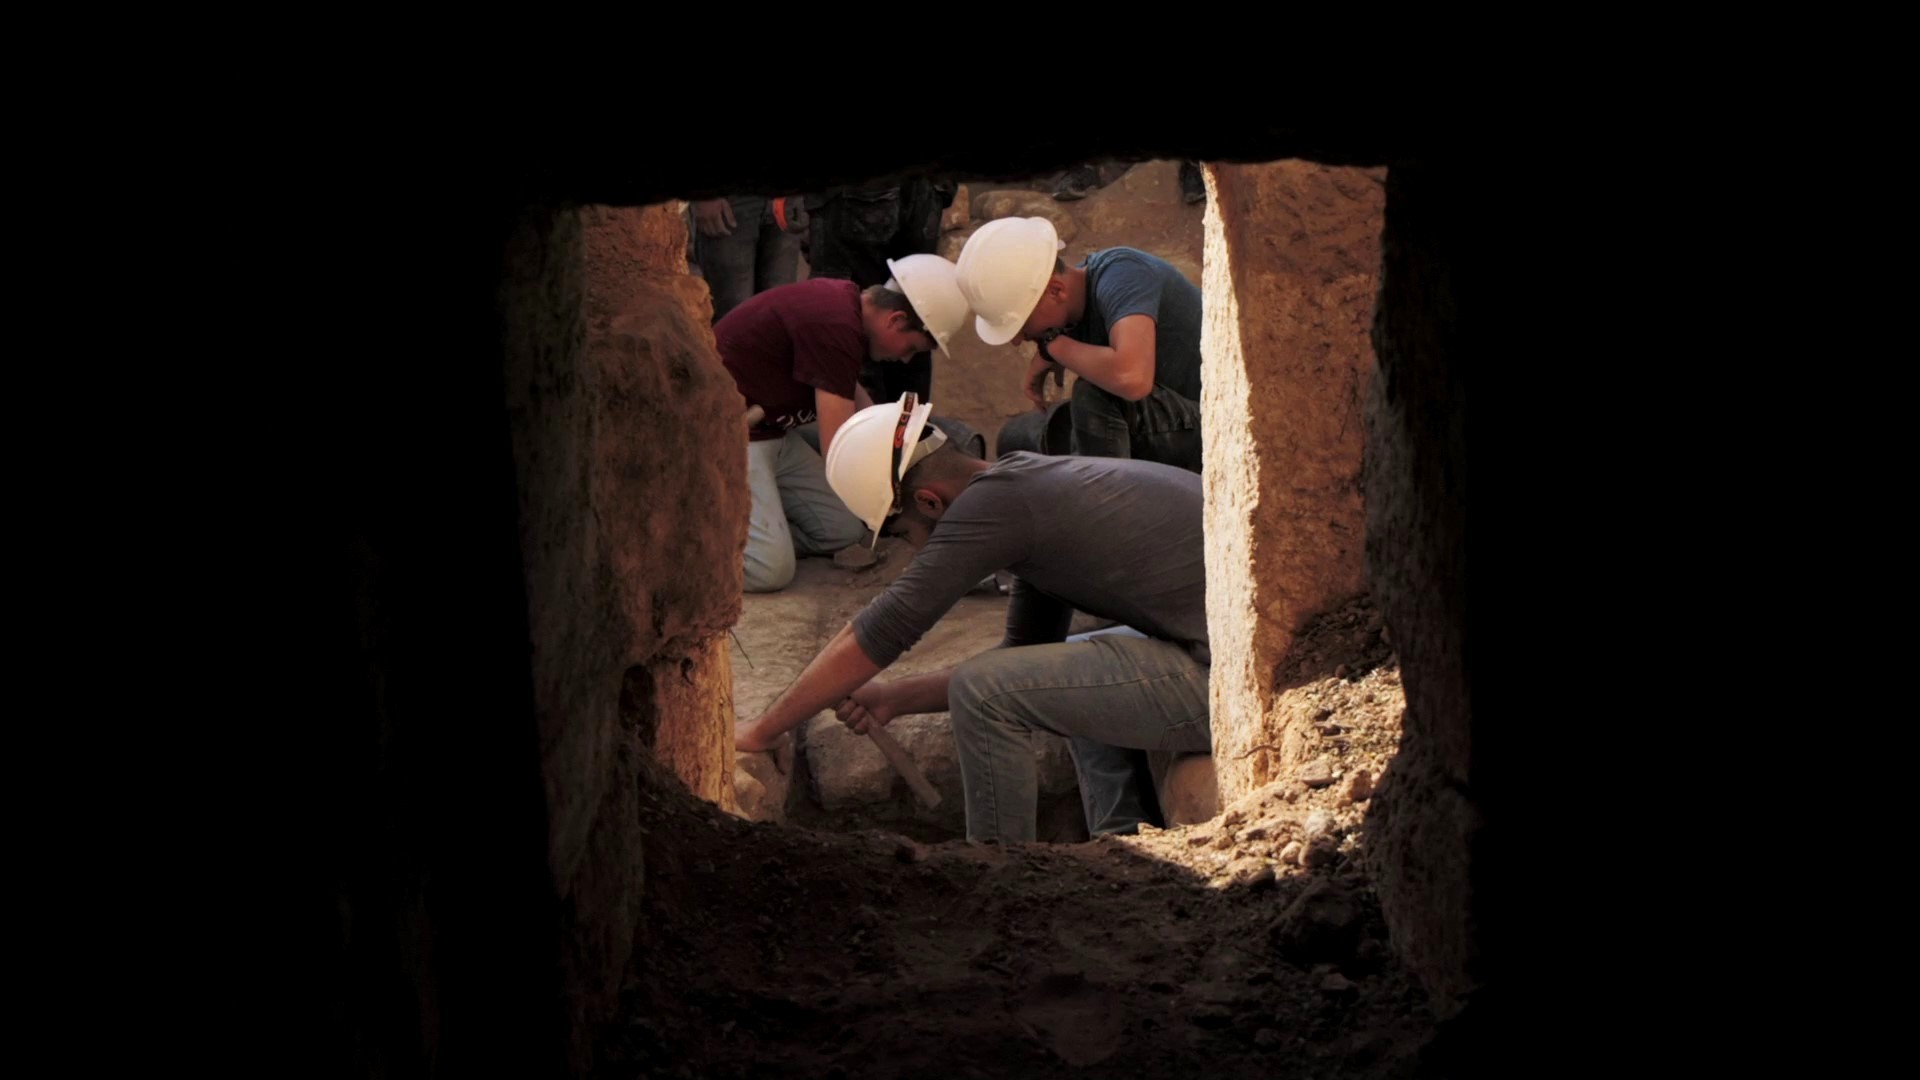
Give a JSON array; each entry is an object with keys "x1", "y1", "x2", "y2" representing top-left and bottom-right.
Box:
[{"x1": 823, "y1": 393, "x2": 948, "y2": 538}]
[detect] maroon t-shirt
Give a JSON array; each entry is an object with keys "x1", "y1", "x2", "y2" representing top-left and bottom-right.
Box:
[{"x1": 716, "y1": 278, "x2": 866, "y2": 442}]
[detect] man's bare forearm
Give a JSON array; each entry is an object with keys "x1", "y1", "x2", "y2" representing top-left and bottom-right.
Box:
[
  {"x1": 738, "y1": 623, "x2": 882, "y2": 748},
  {"x1": 873, "y1": 668, "x2": 953, "y2": 715},
  {"x1": 1045, "y1": 336, "x2": 1152, "y2": 401}
]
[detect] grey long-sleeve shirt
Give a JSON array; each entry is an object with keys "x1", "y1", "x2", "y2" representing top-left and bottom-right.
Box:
[{"x1": 851, "y1": 452, "x2": 1209, "y2": 667}]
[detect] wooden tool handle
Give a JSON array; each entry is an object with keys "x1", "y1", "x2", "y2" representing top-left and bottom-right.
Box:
[{"x1": 866, "y1": 724, "x2": 942, "y2": 809}]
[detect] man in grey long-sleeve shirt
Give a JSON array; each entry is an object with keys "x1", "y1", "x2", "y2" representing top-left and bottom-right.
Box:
[{"x1": 734, "y1": 418, "x2": 1211, "y2": 842}]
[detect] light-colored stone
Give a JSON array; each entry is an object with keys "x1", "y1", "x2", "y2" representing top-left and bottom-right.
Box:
[
  {"x1": 970, "y1": 189, "x2": 1078, "y2": 242},
  {"x1": 804, "y1": 712, "x2": 900, "y2": 810},
  {"x1": 1201, "y1": 161, "x2": 1385, "y2": 807},
  {"x1": 804, "y1": 711, "x2": 1079, "y2": 813},
  {"x1": 1074, "y1": 162, "x2": 1200, "y2": 256},
  {"x1": 1149, "y1": 752, "x2": 1220, "y2": 826},
  {"x1": 1304, "y1": 809, "x2": 1336, "y2": 840},
  {"x1": 1115, "y1": 159, "x2": 1172, "y2": 199},
  {"x1": 733, "y1": 735, "x2": 795, "y2": 824},
  {"x1": 938, "y1": 225, "x2": 974, "y2": 262},
  {"x1": 1084, "y1": 194, "x2": 1185, "y2": 246},
  {"x1": 733, "y1": 767, "x2": 768, "y2": 817},
  {"x1": 940, "y1": 184, "x2": 970, "y2": 232},
  {"x1": 1345, "y1": 769, "x2": 1374, "y2": 804},
  {"x1": 1299, "y1": 757, "x2": 1336, "y2": 788}
]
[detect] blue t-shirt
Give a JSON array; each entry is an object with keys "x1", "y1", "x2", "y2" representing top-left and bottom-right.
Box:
[{"x1": 1075, "y1": 248, "x2": 1203, "y2": 402}]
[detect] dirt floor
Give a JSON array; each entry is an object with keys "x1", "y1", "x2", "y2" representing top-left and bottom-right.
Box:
[
  {"x1": 622, "y1": 538, "x2": 1432, "y2": 1076},
  {"x1": 612, "y1": 625, "x2": 1432, "y2": 1078}
]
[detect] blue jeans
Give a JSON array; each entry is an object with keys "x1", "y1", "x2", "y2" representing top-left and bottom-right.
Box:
[
  {"x1": 742, "y1": 425, "x2": 867, "y2": 593},
  {"x1": 947, "y1": 626, "x2": 1211, "y2": 842},
  {"x1": 993, "y1": 379, "x2": 1203, "y2": 474},
  {"x1": 1068, "y1": 377, "x2": 1204, "y2": 474},
  {"x1": 693, "y1": 196, "x2": 799, "y2": 323}
]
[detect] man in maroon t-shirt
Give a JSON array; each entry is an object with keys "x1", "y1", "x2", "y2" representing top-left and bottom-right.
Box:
[{"x1": 718, "y1": 256, "x2": 968, "y2": 592}]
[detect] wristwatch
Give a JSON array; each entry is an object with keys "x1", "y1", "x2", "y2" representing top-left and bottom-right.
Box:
[{"x1": 1036, "y1": 326, "x2": 1066, "y2": 361}]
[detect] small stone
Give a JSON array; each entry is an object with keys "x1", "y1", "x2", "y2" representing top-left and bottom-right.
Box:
[
  {"x1": 1304, "y1": 809, "x2": 1336, "y2": 840},
  {"x1": 1190, "y1": 1004, "x2": 1234, "y2": 1029},
  {"x1": 940, "y1": 184, "x2": 971, "y2": 232},
  {"x1": 1235, "y1": 864, "x2": 1277, "y2": 892},
  {"x1": 1345, "y1": 770, "x2": 1374, "y2": 804},
  {"x1": 1270, "y1": 879, "x2": 1362, "y2": 965},
  {"x1": 1299, "y1": 759, "x2": 1336, "y2": 788},
  {"x1": 1254, "y1": 1028, "x2": 1282, "y2": 1048},
  {"x1": 833, "y1": 542, "x2": 882, "y2": 571}
]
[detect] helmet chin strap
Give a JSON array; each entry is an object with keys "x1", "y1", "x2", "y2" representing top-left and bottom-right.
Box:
[{"x1": 905, "y1": 425, "x2": 948, "y2": 471}]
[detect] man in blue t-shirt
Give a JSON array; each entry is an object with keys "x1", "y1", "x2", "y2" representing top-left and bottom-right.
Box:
[{"x1": 955, "y1": 216, "x2": 1203, "y2": 473}]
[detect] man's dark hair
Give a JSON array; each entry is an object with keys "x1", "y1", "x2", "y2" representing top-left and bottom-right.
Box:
[{"x1": 863, "y1": 284, "x2": 927, "y2": 333}]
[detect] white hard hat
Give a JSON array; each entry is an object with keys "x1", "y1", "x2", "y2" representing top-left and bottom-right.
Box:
[
  {"x1": 883, "y1": 254, "x2": 968, "y2": 359},
  {"x1": 824, "y1": 394, "x2": 949, "y2": 538},
  {"x1": 954, "y1": 216, "x2": 1065, "y2": 346}
]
